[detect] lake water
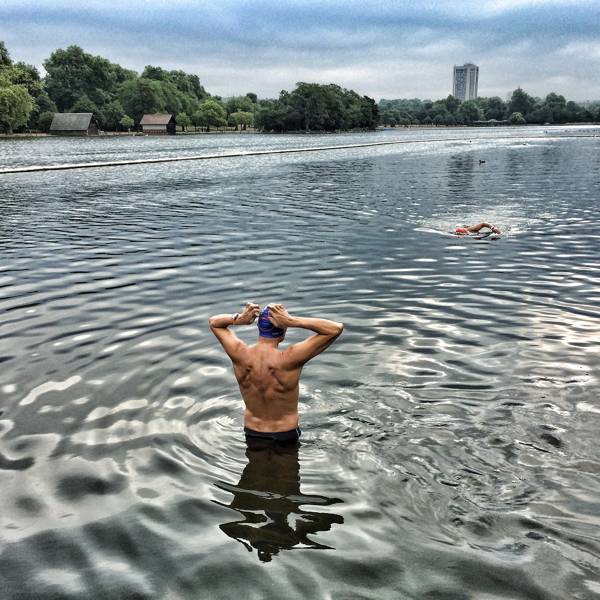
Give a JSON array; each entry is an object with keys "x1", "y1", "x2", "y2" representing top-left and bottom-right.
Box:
[{"x1": 0, "y1": 127, "x2": 599, "y2": 599}]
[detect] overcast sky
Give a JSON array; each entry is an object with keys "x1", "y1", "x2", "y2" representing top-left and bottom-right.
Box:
[{"x1": 1, "y1": 0, "x2": 599, "y2": 101}]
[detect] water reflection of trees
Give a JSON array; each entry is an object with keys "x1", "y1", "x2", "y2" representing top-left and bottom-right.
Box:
[
  {"x1": 447, "y1": 153, "x2": 475, "y2": 196},
  {"x1": 214, "y1": 439, "x2": 344, "y2": 563}
]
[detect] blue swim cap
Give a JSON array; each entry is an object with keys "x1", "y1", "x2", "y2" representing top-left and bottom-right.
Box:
[{"x1": 257, "y1": 307, "x2": 286, "y2": 339}]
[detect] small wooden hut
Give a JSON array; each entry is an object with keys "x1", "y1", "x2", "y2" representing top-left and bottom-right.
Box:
[
  {"x1": 140, "y1": 114, "x2": 176, "y2": 135},
  {"x1": 49, "y1": 113, "x2": 99, "y2": 136}
]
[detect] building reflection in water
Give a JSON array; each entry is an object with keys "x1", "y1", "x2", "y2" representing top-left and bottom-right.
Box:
[
  {"x1": 447, "y1": 153, "x2": 476, "y2": 196},
  {"x1": 214, "y1": 438, "x2": 344, "y2": 562}
]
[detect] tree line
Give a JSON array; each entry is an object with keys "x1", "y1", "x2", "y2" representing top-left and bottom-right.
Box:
[
  {"x1": 0, "y1": 41, "x2": 377, "y2": 134},
  {"x1": 379, "y1": 89, "x2": 600, "y2": 126},
  {"x1": 1, "y1": 40, "x2": 598, "y2": 134}
]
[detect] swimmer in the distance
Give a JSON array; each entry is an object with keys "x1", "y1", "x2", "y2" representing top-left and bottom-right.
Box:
[
  {"x1": 209, "y1": 303, "x2": 343, "y2": 442},
  {"x1": 455, "y1": 222, "x2": 501, "y2": 235}
]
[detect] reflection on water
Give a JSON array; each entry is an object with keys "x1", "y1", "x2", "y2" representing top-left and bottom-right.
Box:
[
  {"x1": 215, "y1": 438, "x2": 343, "y2": 562},
  {"x1": 447, "y1": 152, "x2": 476, "y2": 196}
]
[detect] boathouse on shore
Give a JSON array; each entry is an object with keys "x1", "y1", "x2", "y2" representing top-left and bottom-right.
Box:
[
  {"x1": 140, "y1": 114, "x2": 176, "y2": 135},
  {"x1": 49, "y1": 113, "x2": 99, "y2": 136}
]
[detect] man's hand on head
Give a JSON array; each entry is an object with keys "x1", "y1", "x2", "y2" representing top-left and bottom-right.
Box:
[
  {"x1": 268, "y1": 304, "x2": 293, "y2": 328},
  {"x1": 236, "y1": 302, "x2": 260, "y2": 325}
]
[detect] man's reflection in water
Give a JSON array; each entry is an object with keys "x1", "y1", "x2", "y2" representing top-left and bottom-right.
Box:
[{"x1": 214, "y1": 438, "x2": 344, "y2": 562}]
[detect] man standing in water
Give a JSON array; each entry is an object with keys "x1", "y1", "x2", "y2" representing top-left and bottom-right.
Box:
[{"x1": 209, "y1": 303, "x2": 343, "y2": 442}]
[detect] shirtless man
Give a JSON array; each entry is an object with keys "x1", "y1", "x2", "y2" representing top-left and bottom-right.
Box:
[
  {"x1": 455, "y1": 222, "x2": 501, "y2": 235},
  {"x1": 209, "y1": 303, "x2": 344, "y2": 442}
]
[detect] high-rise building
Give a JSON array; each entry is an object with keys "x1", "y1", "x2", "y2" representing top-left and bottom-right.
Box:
[{"x1": 453, "y1": 63, "x2": 479, "y2": 101}]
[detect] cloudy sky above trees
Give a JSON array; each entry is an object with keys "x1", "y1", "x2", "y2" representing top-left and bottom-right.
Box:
[{"x1": 1, "y1": 0, "x2": 598, "y2": 101}]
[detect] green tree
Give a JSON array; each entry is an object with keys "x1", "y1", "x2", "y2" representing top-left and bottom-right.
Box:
[
  {"x1": 171, "y1": 72, "x2": 207, "y2": 100},
  {"x1": 245, "y1": 92, "x2": 258, "y2": 103},
  {"x1": 508, "y1": 88, "x2": 536, "y2": 117},
  {"x1": 565, "y1": 100, "x2": 585, "y2": 122},
  {"x1": 69, "y1": 95, "x2": 105, "y2": 127},
  {"x1": 380, "y1": 98, "x2": 424, "y2": 114},
  {"x1": 458, "y1": 100, "x2": 482, "y2": 124},
  {"x1": 160, "y1": 81, "x2": 184, "y2": 115},
  {"x1": 480, "y1": 96, "x2": 506, "y2": 120},
  {"x1": 118, "y1": 77, "x2": 165, "y2": 122},
  {"x1": 38, "y1": 110, "x2": 55, "y2": 132},
  {"x1": 44, "y1": 45, "x2": 122, "y2": 111},
  {"x1": 191, "y1": 110, "x2": 203, "y2": 131},
  {"x1": 29, "y1": 91, "x2": 57, "y2": 130},
  {"x1": 35, "y1": 92, "x2": 57, "y2": 114},
  {"x1": 119, "y1": 114, "x2": 134, "y2": 130},
  {"x1": 441, "y1": 94, "x2": 460, "y2": 114},
  {"x1": 5, "y1": 62, "x2": 43, "y2": 98},
  {"x1": 228, "y1": 110, "x2": 254, "y2": 130},
  {"x1": 176, "y1": 111, "x2": 191, "y2": 131},
  {"x1": 226, "y1": 95, "x2": 254, "y2": 115},
  {"x1": 432, "y1": 114, "x2": 444, "y2": 126},
  {"x1": 360, "y1": 95, "x2": 378, "y2": 129},
  {"x1": 254, "y1": 99, "x2": 287, "y2": 132},
  {"x1": 443, "y1": 112, "x2": 456, "y2": 126},
  {"x1": 0, "y1": 41, "x2": 11, "y2": 67},
  {"x1": 543, "y1": 92, "x2": 568, "y2": 123},
  {"x1": 0, "y1": 77, "x2": 34, "y2": 133},
  {"x1": 254, "y1": 85, "x2": 373, "y2": 132},
  {"x1": 508, "y1": 111, "x2": 526, "y2": 125},
  {"x1": 294, "y1": 83, "x2": 330, "y2": 130},
  {"x1": 430, "y1": 100, "x2": 449, "y2": 118},
  {"x1": 142, "y1": 65, "x2": 168, "y2": 81},
  {"x1": 525, "y1": 105, "x2": 551, "y2": 124},
  {"x1": 143, "y1": 66, "x2": 207, "y2": 101},
  {"x1": 380, "y1": 108, "x2": 399, "y2": 126},
  {"x1": 0, "y1": 52, "x2": 47, "y2": 130},
  {"x1": 193, "y1": 98, "x2": 227, "y2": 131},
  {"x1": 103, "y1": 99, "x2": 125, "y2": 130},
  {"x1": 280, "y1": 82, "x2": 377, "y2": 132}
]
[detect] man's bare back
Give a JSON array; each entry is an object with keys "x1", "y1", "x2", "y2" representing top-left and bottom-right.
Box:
[{"x1": 209, "y1": 303, "x2": 343, "y2": 438}]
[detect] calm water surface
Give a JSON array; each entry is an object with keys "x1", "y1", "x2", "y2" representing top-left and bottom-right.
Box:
[{"x1": 0, "y1": 127, "x2": 599, "y2": 599}]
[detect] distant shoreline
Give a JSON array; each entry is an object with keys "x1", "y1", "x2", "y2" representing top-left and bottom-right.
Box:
[{"x1": 2, "y1": 122, "x2": 599, "y2": 140}]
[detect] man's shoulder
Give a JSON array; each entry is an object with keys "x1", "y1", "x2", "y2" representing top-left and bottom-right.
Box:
[{"x1": 276, "y1": 345, "x2": 303, "y2": 368}]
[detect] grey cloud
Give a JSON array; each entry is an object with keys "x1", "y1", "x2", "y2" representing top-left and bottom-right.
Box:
[{"x1": 0, "y1": 0, "x2": 598, "y2": 100}]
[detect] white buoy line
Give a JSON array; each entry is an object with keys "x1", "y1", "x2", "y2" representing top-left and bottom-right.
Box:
[{"x1": 0, "y1": 134, "x2": 597, "y2": 175}]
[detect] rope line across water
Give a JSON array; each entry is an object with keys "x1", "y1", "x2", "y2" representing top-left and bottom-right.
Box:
[{"x1": 0, "y1": 134, "x2": 597, "y2": 175}]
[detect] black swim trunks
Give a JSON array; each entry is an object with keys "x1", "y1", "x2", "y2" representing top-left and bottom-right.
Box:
[{"x1": 244, "y1": 426, "x2": 302, "y2": 442}]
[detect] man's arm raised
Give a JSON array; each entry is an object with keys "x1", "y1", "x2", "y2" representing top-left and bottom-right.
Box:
[
  {"x1": 268, "y1": 304, "x2": 343, "y2": 368},
  {"x1": 466, "y1": 222, "x2": 501, "y2": 234},
  {"x1": 208, "y1": 302, "x2": 260, "y2": 361}
]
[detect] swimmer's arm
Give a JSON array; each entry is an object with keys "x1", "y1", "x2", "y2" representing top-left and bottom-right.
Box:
[
  {"x1": 208, "y1": 314, "x2": 239, "y2": 329},
  {"x1": 208, "y1": 315, "x2": 245, "y2": 360},
  {"x1": 466, "y1": 222, "x2": 501, "y2": 234},
  {"x1": 271, "y1": 307, "x2": 343, "y2": 367},
  {"x1": 466, "y1": 222, "x2": 492, "y2": 233},
  {"x1": 287, "y1": 316, "x2": 344, "y2": 337},
  {"x1": 284, "y1": 318, "x2": 344, "y2": 367},
  {"x1": 208, "y1": 303, "x2": 259, "y2": 360}
]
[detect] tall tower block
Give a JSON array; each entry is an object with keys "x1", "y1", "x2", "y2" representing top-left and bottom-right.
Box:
[{"x1": 453, "y1": 63, "x2": 479, "y2": 100}]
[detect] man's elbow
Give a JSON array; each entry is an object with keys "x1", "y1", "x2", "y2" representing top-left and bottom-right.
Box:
[
  {"x1": 208, "y1": 316, "x2": 218, "y2": 329},
  {"x1": 333, "y1": 322, "x2": 344, "y2": 337}
]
